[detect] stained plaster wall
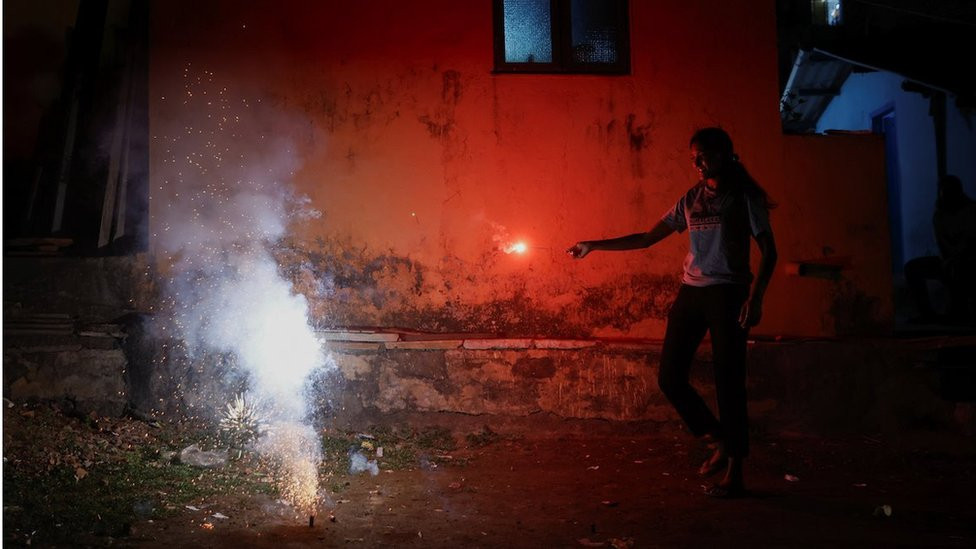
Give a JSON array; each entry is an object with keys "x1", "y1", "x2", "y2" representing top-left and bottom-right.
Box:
[
  {"x1": 3, "y1": 256, "x2": 155, "y2": 416},
  {"x1": 148, "y1": 0, "x2": 892, "y2": 339},
  {"x1": 319, "y1": 338, "x2": 963, "y2": 436}
]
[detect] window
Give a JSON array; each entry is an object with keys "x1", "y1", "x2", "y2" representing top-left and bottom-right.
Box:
[
  {"x1": 493, "y1": 0, "x2": 630, "y2": 74},
  {"x1": 811, "y1": 0, "x2": 842, "y2": 26}
]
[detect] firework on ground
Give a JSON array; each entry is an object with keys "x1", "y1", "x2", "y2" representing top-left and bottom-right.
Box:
[
  {"x1": 219, "y1": 393, "x2": 267, "y2": 449},
  {"x1": 154, "y1": 66, "x2": 332, "y2": 512}
]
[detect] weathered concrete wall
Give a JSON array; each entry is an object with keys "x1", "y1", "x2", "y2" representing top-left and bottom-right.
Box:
[
  {"x1": 3, "y1": 337, "x2": 128, "y2": 417},
  {"x1": 2, "y1": 256, "x2": 153, "y2": 416},
  {"x1": 148, "y1": 0, "x2": 893, "y2": 339},
  {"x1": 334, "y1": 345, "x2": 665, "y2": 421},
  {"x1": 322, "y1": 336, "x2": 965, "y2": 437},
  {"x1": 4, "y1": 320, "x2": 968, "y2": 438},
  {"x1": 3, "y1": 255, "x2": 155, "y2": 321},
  {"x1": 766, "y1": 135, "x2": 894, "y2": 337}
]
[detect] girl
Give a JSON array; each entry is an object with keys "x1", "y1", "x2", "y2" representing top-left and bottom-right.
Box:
[{"x1": 568, "y1": 127, "x2": 777, "y2": 497}]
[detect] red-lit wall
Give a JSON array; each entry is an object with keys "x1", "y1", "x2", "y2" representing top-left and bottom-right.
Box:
[{"x1": 149, "y1": 0, "x2": 892, "y2": 338}]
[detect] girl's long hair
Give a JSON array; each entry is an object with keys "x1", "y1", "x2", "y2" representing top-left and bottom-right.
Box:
[{"x1": 690, "y1": 127, "x2": 777, "y2": 210}]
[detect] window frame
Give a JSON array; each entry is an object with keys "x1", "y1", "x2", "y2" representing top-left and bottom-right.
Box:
[{"x1": 492, "y1": 0, "x2": 631, "y2": 75}]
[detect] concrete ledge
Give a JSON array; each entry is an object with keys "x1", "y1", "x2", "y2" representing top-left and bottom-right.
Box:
[
  {"x1": 319, "y1": 330, "x2": 400, "y2": 342},
  {"x1": 532, "y1": 339, "x2": 599, "y2": 350},
  {"x1": 462, "y1": 339, "x2": 534, "y2": 350},
  {"x1": 385, "y1": 340, "x2": 462, "y2": 350},
  {"x1": 314, "y1": 331, "x2": 656, "y2": 351},
  {"x1": 328, "y1": 341, "x2": 383, "y2": 351}
]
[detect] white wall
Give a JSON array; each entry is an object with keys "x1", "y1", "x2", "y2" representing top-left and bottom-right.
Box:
[{"x1": 816, "y1": 70, "x2": 976, "y2": 264}]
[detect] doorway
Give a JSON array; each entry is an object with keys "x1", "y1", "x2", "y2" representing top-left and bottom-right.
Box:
[{"x1": 872, "y1": 105, "x2": 903, "y2": 272}]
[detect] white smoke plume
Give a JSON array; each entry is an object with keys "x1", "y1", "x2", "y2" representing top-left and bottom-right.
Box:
[{"x1": 154, "y1": 66, "x2": 329, "y2": 512}]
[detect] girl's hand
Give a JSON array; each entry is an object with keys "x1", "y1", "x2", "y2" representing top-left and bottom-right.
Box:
[
  {"x1": 566, "y1": 242, "x2": 593, "y2": 259},
  {"x1": 739, "y1": 296, "x2": 763, "y2": 328}
]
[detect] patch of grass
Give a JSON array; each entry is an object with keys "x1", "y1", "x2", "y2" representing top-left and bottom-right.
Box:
[
  {"x1": 319, "y1": 432, "x2": 356, "y2": 477},
  {"x1": 414, "y1": 426, "x2": 457, "y2": 452},
  {"x1": 315, "y1": 425, "x2": 462, "y2": 480},
  {"x1": 155, "y1": 423, "x2": 224, "y2": 452},
  {"x1": 377, "y1": 443, "x2": 419, "y2": 470},
  {"x1": 3, "y1": 449, "x2": 272, "y2": 546},
  {"x1": 466, "y1": 425, "x2": 503, "y2": 448},
  {"x1": 4, "y1": 403, "x2": 488, "y2": 546},
  {"x1": 318, "y1": 429, "x2": 420, "y2": 475}
]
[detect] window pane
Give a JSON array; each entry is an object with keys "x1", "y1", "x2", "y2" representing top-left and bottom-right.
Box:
[
  {"x1": 571, "y1": 0, "x2": 620, "y2": 64},
  {"x1": 811, "y1": 0, "x2": 843, "y2": 26},
  {"x1": 503, "y1": 0, "x2": 552, "y2": 63},
  {"x1": 827, "y1": 0, "x2": 842, "y2": 26}
]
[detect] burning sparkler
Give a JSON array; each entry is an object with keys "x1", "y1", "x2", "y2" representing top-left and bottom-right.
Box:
[
  {"x1": 503, "y1": 240, "x2": 528, "y2": 254},
  {"x1": 502, "y1": 240, "x2": 551, "y2": 255},
  {"x1": 489, "y1": 220, "x2": 532, "y2": 255}
]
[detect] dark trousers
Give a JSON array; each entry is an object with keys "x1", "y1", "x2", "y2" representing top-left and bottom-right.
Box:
[{"x1": 658, "y1": 284, "x2": 750, "y2": 458}]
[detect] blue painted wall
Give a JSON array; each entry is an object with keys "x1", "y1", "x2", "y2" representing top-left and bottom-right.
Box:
[{"x1": 816, "y1": 71, "x2": 976, "y2": 267}]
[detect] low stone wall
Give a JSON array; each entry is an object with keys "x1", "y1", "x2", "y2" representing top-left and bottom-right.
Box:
[
  {"x1": 3, "y1": 334, "x2": 128, "y2": 417},
  {"x1": 2, "y1": 255, "x2": 152, "y2": 416},
  {"x1": 4, "y1": 321, "x2": 972, "y2": 437},
  {"x1": 5, "y1": 255, "x2": 967, "y2": 436},
  {"x1": 329, "y1": 340, "x2": 669, "y2": 422},
  {"x1": 323, "y1": 334, "x2": 973, "y2": 437}
]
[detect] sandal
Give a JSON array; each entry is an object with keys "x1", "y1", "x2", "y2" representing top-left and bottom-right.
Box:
[
  {"x1": 698, "y1": 455, "x2": 728, "y2": 477},
  {"x1": 698, "y1": 441, "x2": 728, "y2": 477}
]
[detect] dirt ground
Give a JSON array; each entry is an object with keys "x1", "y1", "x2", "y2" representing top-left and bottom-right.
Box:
[
  {"x1": 133, "y1": 435, "x2": 976, "y2": 548},
  {"x1": 5, "y1": 405, "x2": 976, "y2": 549},
  {"x1": 119, "y1": 440, "x2": 976, "y2": 547}
]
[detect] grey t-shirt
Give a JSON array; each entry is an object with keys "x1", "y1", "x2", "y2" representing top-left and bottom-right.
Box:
[{"x1": 661, "y1": 181, "x2": 772, "y2": 287}]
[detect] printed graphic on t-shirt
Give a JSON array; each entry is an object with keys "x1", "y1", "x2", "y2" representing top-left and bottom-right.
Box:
[
  {"x1": 660, "y1": 181, "x2": 770, "y2": 287},
  {"x1": 689, "y1": 215, "x2": 721, "y2": 231},
  {"x1": 688, "y1": 192, "x2": 722, "y2": 232}
]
